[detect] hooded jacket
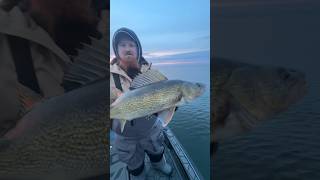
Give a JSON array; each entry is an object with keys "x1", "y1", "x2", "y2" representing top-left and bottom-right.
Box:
[
  {"x1": 112, "y1": 27, "x2": 143, "y2": 64},
  {"x1": 0, "y1": 7, "x2": 71, "y2": 135},
  {"x1": 110, "y1": 27, "x2": 159, "y2": 137}
]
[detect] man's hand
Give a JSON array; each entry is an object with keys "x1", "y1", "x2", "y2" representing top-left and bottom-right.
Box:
[{"x1": 110, "y1": 87, "x2": 123, "y2": 104}]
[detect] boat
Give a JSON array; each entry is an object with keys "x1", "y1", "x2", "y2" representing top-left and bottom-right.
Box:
[{"x1": 110, "y1": 127, "x2": 204, "y2": 180}]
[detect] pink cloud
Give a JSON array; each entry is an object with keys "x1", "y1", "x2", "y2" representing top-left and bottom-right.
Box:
[
  {"x1": 152, "y1": 60, "x2": 208, "y2": 66},
  {"x1": 110, "y1": 48, "x2": 209, "y2": 62},
  {"x1": 143, "y1": 49, "x2": 208, "y2": 59}
]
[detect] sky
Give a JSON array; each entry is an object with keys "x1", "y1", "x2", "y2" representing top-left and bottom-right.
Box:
[
  {"x1": 110, "y1": 0, "x2": 210, "y2": 65},
  {"x1": 213, "y1": 0, "x2": 320, "y2": 76}
]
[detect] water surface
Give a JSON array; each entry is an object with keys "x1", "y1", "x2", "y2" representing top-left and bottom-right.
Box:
[{"x1": 156, "y1": 63, "x2": 210, "y2": 180}]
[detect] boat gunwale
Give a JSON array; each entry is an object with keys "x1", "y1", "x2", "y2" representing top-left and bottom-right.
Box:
[{"x1": 163, "y1": 127, "x2": 204, "y2": 180}]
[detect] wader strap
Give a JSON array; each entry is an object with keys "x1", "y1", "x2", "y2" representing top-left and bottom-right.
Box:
[
  {"x1": 112, "y1": 73, "x2": 134, "y2": 126},
  {"x1": 8, "y1": 35, "x2": 41, "y2": 94},
  {"x1": 112, "y1": 73, "x2": 123, "y2": 92}
]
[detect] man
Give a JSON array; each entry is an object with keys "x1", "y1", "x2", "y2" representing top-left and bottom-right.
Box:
[
  {"x1": 110, "y1": 27, "x2": 173, "y2": 179},
  {"x1": 0, "y1": 0, "x2": 106, "y2": 136}
]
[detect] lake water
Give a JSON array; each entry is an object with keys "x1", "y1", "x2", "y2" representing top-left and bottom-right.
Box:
[
  {"x1": 156, "y1": 63, "x2": 210, "y2": 180},
  {"x1": 213, "y1": 3, "x2": 320, "y2": 178},
  {"x1": 213, "y1": 65, "x2": 320, "y2": 180}
]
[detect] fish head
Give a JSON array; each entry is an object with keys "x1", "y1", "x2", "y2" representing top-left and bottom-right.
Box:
[
  {"x1": 225, "y1": 65, "x2": 307, "y2": 120},
  {"x1": 181, "y1": 82, "x2": 206, "y2": 103}
]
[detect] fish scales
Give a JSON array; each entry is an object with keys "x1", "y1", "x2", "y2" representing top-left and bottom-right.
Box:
[
  {"x1": 0, "y1": 80, "x2": 109, "y2": 179},
  {"x1": 111, "y1": 80, "x2": 184, "y2": 120}
]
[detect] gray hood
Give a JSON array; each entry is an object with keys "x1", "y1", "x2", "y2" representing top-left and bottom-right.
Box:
[{"x1": 112, "y1": 27, "x2": 143, "y2": 64}]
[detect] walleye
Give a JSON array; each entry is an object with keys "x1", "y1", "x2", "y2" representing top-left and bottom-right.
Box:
[
  {"x1": 0, "y1": 38, "x2": 109, "y2": 179},
  {"x1": 212, "y1": 58, "x2": 307, "y2": 153},
  {"x1": 110, "y1": 69, "x2": 206, "y2": 132}
]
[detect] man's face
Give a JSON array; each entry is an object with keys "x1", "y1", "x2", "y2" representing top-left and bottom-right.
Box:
[{"x1": 117, "y1": 39, "x2": 138, "y2": 63}]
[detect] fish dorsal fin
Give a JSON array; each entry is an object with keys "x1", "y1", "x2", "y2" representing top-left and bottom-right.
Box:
[
  {"x1": 63, "y1": 37, "x2": 108, "y2": 87},
  {"x1": 17, "y1": 83, "x2": 43, "y2": 116},
  {"x1": 130, "y1": 69, "x2": 168, "y2": 89}
]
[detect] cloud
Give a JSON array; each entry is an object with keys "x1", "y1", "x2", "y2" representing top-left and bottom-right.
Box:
[
  {"x1": 110, "y1": 49, "x2": 210, "y2": 65},
  {"x1": 143, "y1": 48, "x2": 209, "y2": 59},
  {"x1": 152, "y1": 60, "x2": 208, "y2": 66}
]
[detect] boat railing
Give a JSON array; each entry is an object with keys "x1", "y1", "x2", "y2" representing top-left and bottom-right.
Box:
[{"x1": 163, "y1": 127, "x2": 204, "y2": 180}]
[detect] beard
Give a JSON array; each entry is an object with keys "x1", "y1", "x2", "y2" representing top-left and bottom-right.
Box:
[
  {"x1": 54, "y1": 17, "x2": 101, "y2": 56},
  {"x1": 126, "y1": 66, "x2": 141, "y2": 79}
]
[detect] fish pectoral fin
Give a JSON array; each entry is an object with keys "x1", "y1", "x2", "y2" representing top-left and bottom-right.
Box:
[
  {"x1": 228, "y1": 95, "x2": 258, "y2": 131},
  {"x1": 17, "y1": 83, "x2": 43, "y2": 115},
  {"x1": 215, "y1": 95, "x2": 258, "y2": 141},
  {"x1": 232, "y1": 104, "x2": 257, "y2": 131},
  {"x1": 119, "y1": 119, "x2": 127, "y2": 133},
  {"x1": 157, "y1": 107, "x2": 176, "y2": 127},
  {"x1": 130, "y1": 69, "x2": 168, "y2": 89}
]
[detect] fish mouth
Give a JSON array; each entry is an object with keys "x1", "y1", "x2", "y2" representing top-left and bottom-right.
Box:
[{"x1": 282, "y1": 69, "x2": 307, "y2": 88}]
